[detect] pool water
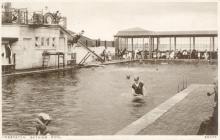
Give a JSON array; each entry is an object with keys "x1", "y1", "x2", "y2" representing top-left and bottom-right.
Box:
[{"x1": 2, "y1": 63, "x2": 217, "y2": 135}]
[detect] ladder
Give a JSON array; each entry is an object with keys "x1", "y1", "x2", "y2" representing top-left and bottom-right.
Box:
[
  {"x1": 79, "y1": 52, "x2": 91, "y2": 65},
  {"x1": 42, "y1": 55, "x2": 50, "y2": 69},
  {"x1": 58, "y1": 53, "x2": 65, "y2": 68}
]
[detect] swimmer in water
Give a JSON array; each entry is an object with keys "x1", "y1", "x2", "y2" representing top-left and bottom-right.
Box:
[
  {"x1": 126, "y1": 75, "x2": 130, "y2": 79},
  {"x1": 35, "y1": 113, "x2": 52, "y2": 135},
  {"x1": 131, "y1": 76, "x2": 146, "y2": 97}
]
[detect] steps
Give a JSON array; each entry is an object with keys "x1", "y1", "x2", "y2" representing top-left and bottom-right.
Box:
[{"x1": 42, "y1": 55, "x2": 50, "y2": 69}]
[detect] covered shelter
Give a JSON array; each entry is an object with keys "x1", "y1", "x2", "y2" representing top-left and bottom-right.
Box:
[{"x1": 114, "y1": 27, "x2": 218, "y2": 59}]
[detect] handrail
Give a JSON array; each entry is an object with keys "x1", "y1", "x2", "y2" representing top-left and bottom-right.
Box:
[{"x1": 78, "y1": 41, "x2": 105, "y2": 63}]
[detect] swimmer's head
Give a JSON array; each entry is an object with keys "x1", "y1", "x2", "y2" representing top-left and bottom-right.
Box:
[
  {"x1": 126, "y1": 75, "x2": 130, "y2": 79},
  {"x1": 134, "y1": 76, "x2": 139, "y2": 82},
  {"x1": 37, "y1": 113, "x2": 52, "y2": 125}
]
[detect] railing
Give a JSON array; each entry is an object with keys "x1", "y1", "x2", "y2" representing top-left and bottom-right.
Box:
[
  {"x1": 177, "y1": 76, "x2": 188, "y2": 93},
  {"x1": 2, "y1": 10, "x2": 66, "y2": 27}
]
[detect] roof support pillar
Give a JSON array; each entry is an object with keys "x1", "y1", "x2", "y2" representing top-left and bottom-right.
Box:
[
  {"x1": 169, "y1": 37, "x2": 171, "y2": 53},
  {"x1": 157, "y1": 37, "x2": 160, "y2": 59},
  {"x1": 143, "y1": 37, "x2": 145, "y2": 59},
  {"x1": 152, "y1": 37, "x2": 154, "y2": 51},
  {"x1": 126, "y1": 38, "x2": 128, "y2": 51},
  {"x1": 119, "y1": 37, "x2": 122, "y2": 50},
  {"x1": 193, "y1": 36, "x2": 195, "y2": 50},
  {"x1": 157, "y1": 37, "x2": 160, "y2": 50},
  {"x1": 189, "y1": 37, "x2": 192, "y2": 59},
  {"x1": 131, "y1": 38, "x2": 134, "y2": 59},
  {"x1": 212, "y1": 36, "x2": 215, "y2": 52},
  {"x1": 149, "y1": 36, "x2": 151, "y2": 59},
  {"x1": 174, "y1": 37, "x2": 176, "y2": 59},
  {"x1": 174, "y1": 36, "x2": 176, "y2": 51},
  {"x1": 189, "y1": 37, "x2": 191, "y2": 51},
  {"x1": 169, "y1": 37, "x2": 172, "y2": 59}
]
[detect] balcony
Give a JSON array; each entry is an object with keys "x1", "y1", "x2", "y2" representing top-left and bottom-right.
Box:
[{"x1": 2, "y1": 8, "x2": 67, "y2": 28}]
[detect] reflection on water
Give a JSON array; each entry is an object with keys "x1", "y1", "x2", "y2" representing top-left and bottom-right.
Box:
[{"x1": 2, "y1": 63, "x2": 217, "y2": 135}]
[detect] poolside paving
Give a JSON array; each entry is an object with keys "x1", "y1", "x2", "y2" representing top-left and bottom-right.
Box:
[{"x1": 138, "y1": 84, "x2": 215, "y2": 135}]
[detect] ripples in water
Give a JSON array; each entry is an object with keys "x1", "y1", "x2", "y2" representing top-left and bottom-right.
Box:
[{"x1": 2, "y1": 64, "x2": 217, "y2": 135}]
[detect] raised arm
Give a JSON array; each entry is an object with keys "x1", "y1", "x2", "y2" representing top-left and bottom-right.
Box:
[{"x1": 143, "y1": 86, "x2": 147, "y2": 96}]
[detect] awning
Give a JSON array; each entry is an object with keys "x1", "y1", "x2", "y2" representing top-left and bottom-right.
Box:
[
  {"x1": 114, "y1": 27, "x2": 218, "y2": 37},
  {"x1": 2, "y1": 37, "x2": 18, "y2": 43}
]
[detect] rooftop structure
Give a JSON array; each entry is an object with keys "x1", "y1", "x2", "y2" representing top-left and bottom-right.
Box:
[{"x1": 1, "y1": 2, "x2": 67, "y2": 28}]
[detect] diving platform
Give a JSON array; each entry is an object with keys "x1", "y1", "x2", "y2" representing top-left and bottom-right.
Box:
[
  {"x1": 58, "y1": 25, "x2": 105, "y2": 64},
  {"x1": 42, "y1": 51, "x2": 65, "y2": 69}
]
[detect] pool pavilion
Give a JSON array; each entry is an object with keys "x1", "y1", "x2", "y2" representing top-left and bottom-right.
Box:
[{"x1": 114, "y1": 27, "x2": 218, "y2": 59}]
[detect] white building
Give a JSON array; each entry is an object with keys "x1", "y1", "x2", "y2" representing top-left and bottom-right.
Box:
[
  {"x1": 2, "y1": 24, "x2": 75, "y2": 70},
  {"x1": 1, "y1": 3, "x2": 76, "y2": 71}
]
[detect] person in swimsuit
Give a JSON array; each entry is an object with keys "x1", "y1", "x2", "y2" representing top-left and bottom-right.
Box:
[
  {"x1": 35, "y1": 113, "x2": 52, "y2": 135},
  {"x1": 131, "y1": 76, "x2": 145, "y2": 97}
]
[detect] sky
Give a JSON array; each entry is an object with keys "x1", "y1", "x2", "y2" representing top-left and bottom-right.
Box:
[{"x1": 11, "y1": 0, "x2": 217, "y2": 40}]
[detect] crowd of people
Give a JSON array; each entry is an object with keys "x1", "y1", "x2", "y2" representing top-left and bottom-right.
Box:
[
  {"x1": 154, "y1": 49, "x2": 217, "y2": 60},
  {"x1": 117, "y1": 48, "x2": 218, "y2": 60}
]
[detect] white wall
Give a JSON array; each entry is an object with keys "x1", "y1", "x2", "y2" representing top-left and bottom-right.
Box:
[
  {"x1": 2, "y1": 25, "x2": 20, "y2": 38},
  {"x1": 2, "y1": 25, "x2": 67, "y2": 69}
]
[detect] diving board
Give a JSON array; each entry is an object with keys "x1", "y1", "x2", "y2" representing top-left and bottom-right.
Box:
[{"x1": 58, "y1": 25, "x2": 105, "y2": 63}]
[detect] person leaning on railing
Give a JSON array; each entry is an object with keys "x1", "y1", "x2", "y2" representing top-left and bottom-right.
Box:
[
  {"x1": 206, "y1": 78, "x2": 218, "y2": 134},
  {"x1": 207, "y1": 78, "x2": 218, "y2": 105}
]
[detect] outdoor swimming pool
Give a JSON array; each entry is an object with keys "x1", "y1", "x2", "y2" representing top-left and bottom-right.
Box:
[{"x1": 2, "y1": 62, "x2": 217, "y2": 135}]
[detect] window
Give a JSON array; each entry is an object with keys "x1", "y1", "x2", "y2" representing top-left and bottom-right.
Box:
[
  {"x1": 41, "y1": 37, "x2": 44, "y2": 46},
  {"x1": 35, "y1": 37, "x2": 40, "y2": 47},
  {"x1": 46, "y1": 38, "x2": 50, "y2": 46},
  {"x1": 52, "y1": 37, "x2": 56, "y2": 47}
]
